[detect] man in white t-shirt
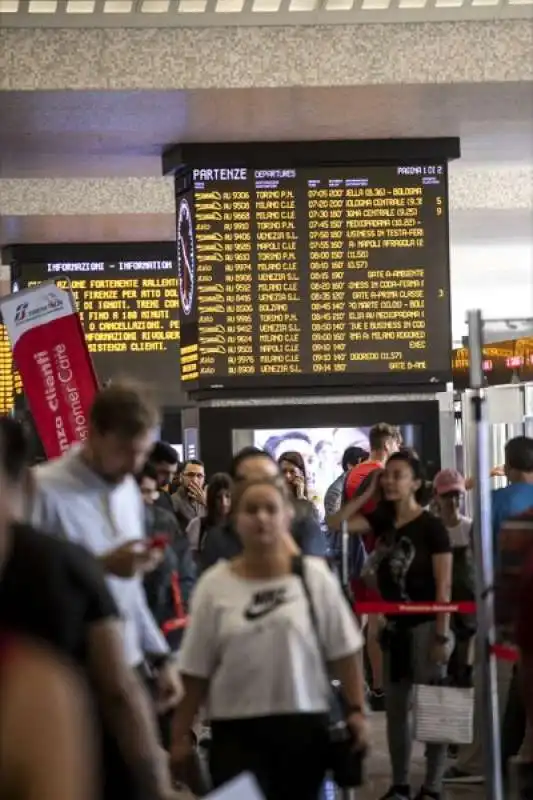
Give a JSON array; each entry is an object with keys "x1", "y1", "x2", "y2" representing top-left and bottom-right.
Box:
[{"x1": 433, "y1": 469, "x2": 472, "y2": 548}]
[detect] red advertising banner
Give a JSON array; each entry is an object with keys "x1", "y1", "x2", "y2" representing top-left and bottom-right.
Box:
[{"x1": 0, "y1": 281, "x2": 98, "y2": 459}]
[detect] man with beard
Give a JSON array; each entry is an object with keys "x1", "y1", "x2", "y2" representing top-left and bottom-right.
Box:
[
  {"x1": 31, "y1": 385, "x2": 182, "y2": 750},
  {"x1": 148, "y1": 441, "x2": 181, "y2": 516}
]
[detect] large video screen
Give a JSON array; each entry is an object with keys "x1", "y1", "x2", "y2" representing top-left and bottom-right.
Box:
[
  {"x1": 178, "y1": 163, "x2": 451, "y2": 391},
  {"x1": 252, "y1": 424, "x2": 422, "y2": 508},
  {"x1": 16, "y1": 260, "x2": 183, "y2": 407}
]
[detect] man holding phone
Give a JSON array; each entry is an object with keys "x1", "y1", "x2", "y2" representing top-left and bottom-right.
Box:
[
  {"x1": 172, "y1": 459, "x2": 207, "y2": 536},
  {"x1": 32, "y1": 383, "x2": 182, "y2": 717}
]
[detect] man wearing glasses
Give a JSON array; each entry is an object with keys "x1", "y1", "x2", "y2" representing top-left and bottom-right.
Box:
[
  {"x1": 172, "y1": 459, "x2": 206, "y2": 536},
  {"x1": 147, "y1": 442, "x2": 181, "y2": 517}
]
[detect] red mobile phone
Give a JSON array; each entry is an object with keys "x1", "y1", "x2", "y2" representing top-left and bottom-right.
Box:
[{"x1": 150, "y1": 534, "x2": 170, "y2": 550}]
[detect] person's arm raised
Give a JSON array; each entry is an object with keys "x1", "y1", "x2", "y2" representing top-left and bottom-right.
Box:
[{"x1": 326, "y1": 469, "x2": 382, "y2": 534}]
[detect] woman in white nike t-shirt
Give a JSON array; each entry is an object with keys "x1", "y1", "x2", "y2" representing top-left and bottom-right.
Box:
[{"x1": 171, "y1": 476, "x2": 366, "y2": 800}]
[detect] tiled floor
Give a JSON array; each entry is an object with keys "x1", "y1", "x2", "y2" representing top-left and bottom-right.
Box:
[{"x1": 359, "y1": 713, "x2": 485, "y2": 800}]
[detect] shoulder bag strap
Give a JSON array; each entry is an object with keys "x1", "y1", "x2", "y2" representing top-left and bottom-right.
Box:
[{"x1": 292, "y1": 555, "x2": 329, "y2": 674}]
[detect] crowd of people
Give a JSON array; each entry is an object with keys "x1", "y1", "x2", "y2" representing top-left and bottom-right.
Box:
[{"x1": 2, "y1": 381, "x2": 533, "y2": 799}]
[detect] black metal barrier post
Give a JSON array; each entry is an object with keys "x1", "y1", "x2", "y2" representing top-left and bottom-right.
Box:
[{"x1": 467, "y1": 309, "x2": 504, "y2": 800}]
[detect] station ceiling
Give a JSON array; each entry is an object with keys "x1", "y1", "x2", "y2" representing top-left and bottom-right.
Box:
[
  {"x1": 0, "y1": 11, "x2": 531, "y2": 247},
  {"x1": 0, "y1": 82, "x2": 531, "y2": 177},
  {"x1": 1, "y1": 0, "x2": 531, "y2": 28}
]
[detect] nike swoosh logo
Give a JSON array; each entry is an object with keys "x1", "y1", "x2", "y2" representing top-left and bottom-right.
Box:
[{"x1": 244, "y1": 598, "x2": 286, "y2": 621}]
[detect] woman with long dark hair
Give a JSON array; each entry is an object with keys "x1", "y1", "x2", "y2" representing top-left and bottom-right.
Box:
[
  {"x1": 186, "y1": 473, "x2": 232, "y2": 558},
  {"x1": 278, "y1": 450, "x2": 320, "y2": 523},
  {"x1": 338, "y1": 450, "x2": 453, "y2": 800}
]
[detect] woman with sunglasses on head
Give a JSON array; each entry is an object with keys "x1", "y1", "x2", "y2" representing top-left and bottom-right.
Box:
[
  {"x1": 339, "y1": 450, "x2": 453, "y2": 800},
  {"x1": 171, "y1": 476, "x2": 367, "y2": 800},
  {"x1": 432, "y1": 470, "x2": 472, "y2": 549}
]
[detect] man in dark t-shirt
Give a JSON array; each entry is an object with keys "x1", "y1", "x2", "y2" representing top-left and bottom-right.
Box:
[
  {"x1": 0, "y1": 415, "x2": 178, "y2": 800},
  {"x1": 0, "y1": 522, "x2": 118, "y2": 661},
  {"x1": 0, "y1": 522, "x2": 172, "y2": 800}
]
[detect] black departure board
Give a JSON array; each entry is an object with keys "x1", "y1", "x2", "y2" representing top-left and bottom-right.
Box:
[
  {"x1": 0, "y1": 322, "x2": 22, "y2": 414},
  {"x1": 17, "y1": 260, "x2": 182, "y2": 406},
  {"x1": 177, "y1": 163, "x2": 451, "y2": 390}
]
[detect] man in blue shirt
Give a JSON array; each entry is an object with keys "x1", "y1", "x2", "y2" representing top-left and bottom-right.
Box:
[{"x1": 492, "y1": 436, "x2": 533, "y2": 546}]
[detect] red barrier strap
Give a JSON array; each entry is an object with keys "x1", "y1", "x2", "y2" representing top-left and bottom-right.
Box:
[
  {"x1": 161, "y1": 572, "x2": 189, "y2": 634},
  {"x1": 162, "y1": 616, "x2": 189, "y2": 634},
  {"x1": 356, "y1": 601, "x2": 519, "y2": 662},
  {"x1": 160, "y1": 598, "x2": 519, "y2": 661},
  {"x1": 490, "y1": 644, "x2": 518, "y2": 663},
  {"x1": 356, "y1": 601, "x2": 477, "y2": 614}
]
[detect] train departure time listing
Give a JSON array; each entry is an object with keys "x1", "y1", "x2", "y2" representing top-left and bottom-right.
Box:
[
  {"x1": 178, "y1": 164, "x2": 451, "y2": 388},
  {"x1": 17, "y1": 260, "x2": 183, "y2": 406}
]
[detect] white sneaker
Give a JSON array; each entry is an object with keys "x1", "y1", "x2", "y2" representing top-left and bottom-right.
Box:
[{"x1": 442, "y1": 767, "x2": 484, "y2": 784}]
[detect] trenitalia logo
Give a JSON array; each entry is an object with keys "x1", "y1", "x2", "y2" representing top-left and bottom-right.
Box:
[
  {"x1": 14, "y1": 302, "x2": 29, "y2": 323},
  {"x1": 14, "y1": 293, "x2": 64, "y2": 327}
]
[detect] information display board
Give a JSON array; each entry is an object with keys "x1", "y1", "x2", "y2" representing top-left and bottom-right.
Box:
[
  {"x1": 17, "y1": 260, "x2": 182, "y2": 406},
  {"x1": 177, "y1": 163, "x2": 451, "y2": 391},
  {"x1": 452, "y1": 339, "x2": 533, "y2": 389},
  {"x1": 0, "y1": 322, "x2": 17, "y2": 414}
]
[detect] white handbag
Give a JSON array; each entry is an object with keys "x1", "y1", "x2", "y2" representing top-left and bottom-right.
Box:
[{"x1": 413, "y1": 684, "x2": 474, "y2": 745}]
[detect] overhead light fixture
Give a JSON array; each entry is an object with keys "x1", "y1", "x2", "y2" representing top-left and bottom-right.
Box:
[
  {"x1": 399, "y1": 0, "x2": 427, "y2": 7},
  {"x1": 0, "y1": 0, "x2": 19, "y2": 10},
  {"x1": 66, "y1": 0, "x2": 96, "y2": 10},
  {"x1": 29, "y1": 0, "x2": 57, "y2": 10},
  {"x1": 508, "y1": 0, "x2": 533, "y2": 5},
  {"x1": 66, "y1": 0, "x2": 96, "y2": 11},
  {"x1": 434, "y1": 0, "x2": 463, "y2": 6},
  {"x1": 325, "y1": 0, "x2": 353, "y2": 9},
  {"x1": 253, "y1": 0, "x2": 281, "y2": 10},
  {"x1": 361, "y1": 0, "x2": 390, "y2": 9},
  {"x1": 216, "y1": 0, "x2": 244, "y2": 10},
  {"x1": 141, "y1": 0, "x2": 170, "y2": 10},
  {"x1": 289, "y1": 0, "x2": 317, "y2": 9},
  {"x1": 103, "y1": 0, "x2": 133, "y2": 11},
  {"x1": 178, "y1": 0, "x2": 207, "y2": 11}
]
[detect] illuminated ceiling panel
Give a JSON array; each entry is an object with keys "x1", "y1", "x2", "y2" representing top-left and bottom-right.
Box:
[{"x1": 0, "y1": 0, "x2": 530, "y2": 26}]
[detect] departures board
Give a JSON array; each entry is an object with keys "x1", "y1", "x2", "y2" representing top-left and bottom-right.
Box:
[
  {"x1": 16, "y1": 260, "x2": 182, "y2": 406},
  {"x1": 177, "y1": 163, "x2": 452, "y2": 390},
  {"x1": 0, "y1": 322, "x2": 22, "y2": 414}
]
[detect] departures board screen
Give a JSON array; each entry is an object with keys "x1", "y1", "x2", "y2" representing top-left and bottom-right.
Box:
[
  {"x1": 177, "y1": 163, "x2": 452, "y2": 391},
  {"x1": 0, "y1": 322, "x2": 21, "y2": 414},
  {"x1": 17, "y1": 260, "x2": 182, "y2": 406}
]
